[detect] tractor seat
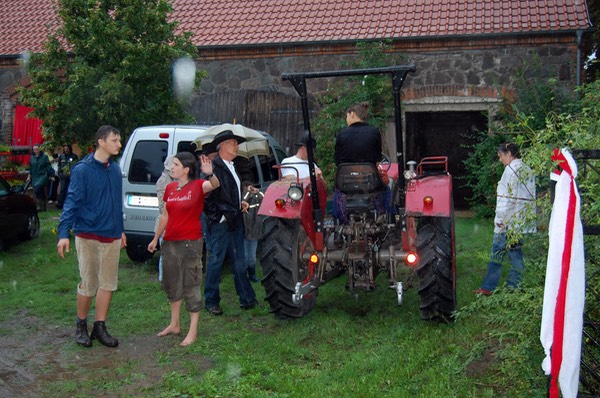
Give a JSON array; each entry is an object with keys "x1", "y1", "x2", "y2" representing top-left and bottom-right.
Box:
[{"x1": 335, "y1": 163, "x2": 387, "y2": 195}]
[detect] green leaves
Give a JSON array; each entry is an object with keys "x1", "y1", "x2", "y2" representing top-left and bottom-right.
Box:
[
  {"x1": 312, "y1": 41, "x2": 406, "y2": 187},
  {"x1": 19, "y1": 0, "x2": 199, "y2": 148}
]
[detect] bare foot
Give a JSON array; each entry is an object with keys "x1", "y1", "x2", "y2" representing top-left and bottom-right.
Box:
[
  {"x1": 179, "y1": 332, "x2": 197, "y2": 347},
  {"x1": 157, "y1": 324, "x2": 181, "y2": 337}
]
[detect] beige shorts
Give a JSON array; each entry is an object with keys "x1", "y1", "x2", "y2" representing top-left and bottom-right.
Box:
[{"x1": 75, "y1": 236, "x2": 121, "y2": 297}]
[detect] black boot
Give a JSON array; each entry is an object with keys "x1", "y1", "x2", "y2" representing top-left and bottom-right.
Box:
[
  {"x1": 247, "y1": 267, "x2": 259, "y2": 283},
  {"x1": 91, "y1": 321, "x2": 119, "y2": 347},
  {"x1": 76, "y1": 319, "x2": 92, "y2": 347}
]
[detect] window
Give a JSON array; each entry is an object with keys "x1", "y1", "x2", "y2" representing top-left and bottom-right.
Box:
[
  {"x1": 128, "y1": 140, "x2": 168, "y2": 183},
  {"x1": 262, "y1": 154, "x2": 279, "y2": 182},
  {"x1": 177, "y1": 141, "x2": 196, "y2": 155}
]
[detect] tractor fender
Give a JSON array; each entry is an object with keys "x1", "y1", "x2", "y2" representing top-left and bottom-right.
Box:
[
  {"x1": 405, "y1": 173, "x2": 453, "y2": 217},
  {"x1": 258, "y1": 177, "x2": 328, "y2": 248}
]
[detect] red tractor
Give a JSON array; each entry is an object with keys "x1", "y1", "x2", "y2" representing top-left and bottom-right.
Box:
[{"x1": 258, "y1": 66, "x2": 456, "y2": 321}]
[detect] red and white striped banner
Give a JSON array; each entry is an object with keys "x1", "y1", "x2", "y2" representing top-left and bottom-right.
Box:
[{"x1": 540, "y1": 148, "x2": 585, "y2": 398}]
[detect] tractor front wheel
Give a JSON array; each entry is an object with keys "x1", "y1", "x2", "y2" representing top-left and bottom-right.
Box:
[
  {"x1": 416, "y1": 216, "x2": 456, "y2": 322},
  {"x1": 259, "y1": 217, "x2": 317, "y2": 319}
]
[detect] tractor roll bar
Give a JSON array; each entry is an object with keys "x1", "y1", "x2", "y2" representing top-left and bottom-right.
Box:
[{"x1": 282, "y1": 64, "x2": 416, "y2": 236}]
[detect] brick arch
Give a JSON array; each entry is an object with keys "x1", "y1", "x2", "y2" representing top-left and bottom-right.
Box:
[{"x1": 401, "y1": 84, "x2": 504, "y2": 101}]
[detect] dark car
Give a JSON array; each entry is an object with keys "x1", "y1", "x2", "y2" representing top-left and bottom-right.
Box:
[{"x1": 0, "y1": 176, "x2": 40, "y2": 250}]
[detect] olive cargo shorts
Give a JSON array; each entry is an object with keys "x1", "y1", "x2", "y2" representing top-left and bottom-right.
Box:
[{"x1": 161, "y1": 239, "x2": 204, "y2": 312}]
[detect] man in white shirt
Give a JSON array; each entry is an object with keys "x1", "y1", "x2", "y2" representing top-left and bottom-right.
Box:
[
  {"x1": 280, "y1": 135, "x2": 322, "y2": 179},
  {"x1": 474, "y1": 142, "x2": 536, "y2": 295}
]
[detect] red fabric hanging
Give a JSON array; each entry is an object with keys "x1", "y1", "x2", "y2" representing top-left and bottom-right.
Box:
[{"x1": 11, "y1": 105, "x2": 43, "y2": 165}]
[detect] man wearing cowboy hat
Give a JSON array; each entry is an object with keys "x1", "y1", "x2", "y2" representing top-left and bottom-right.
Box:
[
  {"x1": 202, "y1": 130, "x2": 258, "y2": 315},
  {"x1": 280, "y1": 134, "x2": 322, "y2": 180}
]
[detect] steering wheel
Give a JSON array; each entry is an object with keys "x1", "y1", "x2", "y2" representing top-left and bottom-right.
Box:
[{"x1": 379, "y1": 154, "x2": 391, "y2": 171}]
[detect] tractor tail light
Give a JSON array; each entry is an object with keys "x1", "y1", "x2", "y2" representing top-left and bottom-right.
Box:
[
  {"x1": 406, "y1": 252, "x2": 418, "y2": 266},
  {"x1": 423, "y1": 196, "x2": 434, "y2": 208},
  {"x1": 309, "y1": 253, "x2": 319, "y2": 265},
  {"x1": 275, "y1": 198, "x2": 286, "y2": 209}
]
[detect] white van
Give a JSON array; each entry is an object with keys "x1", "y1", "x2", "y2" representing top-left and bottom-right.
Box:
[{"x1": 119, "y1": 125, "x2": 288, "y2": 262}]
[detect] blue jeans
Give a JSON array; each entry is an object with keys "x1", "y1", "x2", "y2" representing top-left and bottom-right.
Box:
[
  {"x1": 333, "y1": 188, "x2": 393, "y2": 224},
  {"x1": 244, "y1": 239, "x2": 258, "y2": 276},
  {"x1": 203, "y1": 220, "x2": 257, "y2": 308},
  {"x1": 481, "y1": 233, "x2": 525, "y2": 291}
]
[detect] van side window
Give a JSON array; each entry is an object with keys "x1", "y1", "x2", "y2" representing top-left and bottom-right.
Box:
[
  {"x1": 128, "y1": 140, "x2": 168, "y2": 183},
  {"x1": 177, "y1": 141, "x2": 196, "y2": 155}
]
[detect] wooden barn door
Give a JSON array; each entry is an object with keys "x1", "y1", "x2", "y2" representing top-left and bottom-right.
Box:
[{"x1": 192, "y1": 90, "x2": 305, "y2": 155}]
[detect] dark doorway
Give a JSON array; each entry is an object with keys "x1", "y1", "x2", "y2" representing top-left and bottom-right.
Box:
[{"x1": 405, "y1": 111, "x2": 488, "y2": 210}]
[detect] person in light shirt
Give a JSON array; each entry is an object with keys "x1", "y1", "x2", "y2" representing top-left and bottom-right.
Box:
[
  {"x1": 474, "y1": 142, "x2": 536, "y2": 296},
  {"x1": 280, "y1": 135, "x2": 321, "y2": 180}
]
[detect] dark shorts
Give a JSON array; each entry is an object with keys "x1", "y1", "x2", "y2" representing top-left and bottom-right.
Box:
[{"x1": 161, "y1": 239, "x2": 204, "y2": 312}]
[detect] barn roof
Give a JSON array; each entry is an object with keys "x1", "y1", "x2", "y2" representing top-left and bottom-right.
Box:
[{"x1": 0, "y1": 0, "x2": 593, "y2": 55}]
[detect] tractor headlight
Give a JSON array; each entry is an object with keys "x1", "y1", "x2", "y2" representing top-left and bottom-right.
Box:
[{"x1": 288, "y1": 183, "x2": 304, "y2": 201}]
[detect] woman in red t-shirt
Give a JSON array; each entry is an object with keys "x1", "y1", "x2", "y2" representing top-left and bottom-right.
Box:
[{"x1": 148, "y1": 151, "x2": 219, "y2": 346}]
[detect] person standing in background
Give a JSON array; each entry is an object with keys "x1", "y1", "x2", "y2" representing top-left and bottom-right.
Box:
[
  {"x1": 155, "y1": 155, "x2": 176, "y2": 282},
  {"x1": 57, "y1": 125, "x2": 126, "y2": 348},
  {"x1": 57, "y1": 144, "x2": 79, "y2": 209},
  {"x1": 47, "y1": 153, "x2": 60, "y2": 203},
  {"x1": 280, "y1": 135, "x2": 322, "y2": 180},
  {"x1": 242, "y1": 181, "x2": 264, "y2": 283},
  {"x1": 27, "y1": 144, "x2": 54, "y2": 212},
  {"x1": 474, "y1": 142, "x2": 536, "y2": 295}
]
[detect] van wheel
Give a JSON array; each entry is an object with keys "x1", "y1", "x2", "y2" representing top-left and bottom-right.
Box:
[{"x1": 126, "y1": 244, "x2": 154, "y2": 263}]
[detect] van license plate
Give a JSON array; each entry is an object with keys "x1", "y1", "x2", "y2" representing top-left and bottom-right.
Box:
[{"x1": 127, "y1": 195, "x2": 158, "y2": 208}]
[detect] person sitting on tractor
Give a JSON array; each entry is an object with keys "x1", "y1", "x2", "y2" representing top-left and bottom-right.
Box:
[
  {"x1": 334, "y1": 102, "x2": 382, "y2": 166},
  {"x1": 280, "y1": 135, "x2": 322, "y2": 180},
  {"x1": 333, "y1": 102, "x2": 389, "y2": 224}
]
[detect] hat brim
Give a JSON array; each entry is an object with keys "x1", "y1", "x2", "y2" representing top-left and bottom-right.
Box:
[{"x1": 212, "y1": 134, "x2": 247, "y2": 148}]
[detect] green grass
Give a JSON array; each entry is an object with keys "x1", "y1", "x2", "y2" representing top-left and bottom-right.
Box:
[{"x1": 0, "y1": 210, "x2": 553, "y2": 397}]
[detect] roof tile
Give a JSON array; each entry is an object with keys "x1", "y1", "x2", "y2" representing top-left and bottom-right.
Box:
[{"x1": 0, "y1": 0, "x2": 592, "y2": 55}]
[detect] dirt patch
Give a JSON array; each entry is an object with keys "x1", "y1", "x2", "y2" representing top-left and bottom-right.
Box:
[
  {"x1": 0, "y1": 310, "x2": 213, "y2": 397},
  {"x1": 466, "y1": 347, "x2": 497, "y2": 378}
]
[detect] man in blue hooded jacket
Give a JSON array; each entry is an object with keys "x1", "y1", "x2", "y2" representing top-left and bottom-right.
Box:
[{"x1": 57, "y1": 125, "x2": 126, "y2": 348}]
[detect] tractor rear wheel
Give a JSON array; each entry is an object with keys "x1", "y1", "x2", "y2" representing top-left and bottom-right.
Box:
[
  {"x1": 259, "y1": 217, "x2": 317, "y2": 319},
  {"x1": 416, "y1": 216, "x2": 456, "y2": 322}
]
